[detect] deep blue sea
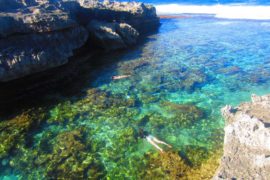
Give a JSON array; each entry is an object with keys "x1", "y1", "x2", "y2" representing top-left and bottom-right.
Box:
[{"x1": 1, "y1": 0, "x2": 270, "y2": 179}]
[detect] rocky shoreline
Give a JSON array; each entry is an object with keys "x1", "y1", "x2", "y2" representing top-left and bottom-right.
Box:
[
  {"x1": 215, "y1": 94, "x2": 270, "y2": 179},
  {"x1": 2, "y1": 1, "x2": 270, "y2": 179},
  {"x1": 0, "y1": 0, "x2": 160, "y2": 82}
]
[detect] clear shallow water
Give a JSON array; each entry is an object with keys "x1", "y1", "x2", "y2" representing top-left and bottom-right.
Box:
[{"x1": 1, "y1": 17, "x2": 270, "y2": 179}]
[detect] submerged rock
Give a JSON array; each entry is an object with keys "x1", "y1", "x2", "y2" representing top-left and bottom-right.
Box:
[
  {"x1": 214, "y1": 94, "x2": 270, "y2": 179},
  {"x1": 161, "y1": 101, "x2": 204, "y2": 127}
]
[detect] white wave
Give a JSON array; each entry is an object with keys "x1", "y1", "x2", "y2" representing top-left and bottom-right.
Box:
[
  {"x1": 156, "y1": 4, "x2": 270, "y2": 20},
  {"x1": 215, "y1": 21, "x2": 235, "y2": 25}
]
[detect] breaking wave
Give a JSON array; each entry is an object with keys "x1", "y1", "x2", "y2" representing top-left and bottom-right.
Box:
[{"x1": 155, "y1": 4, "x2": 270, "y2": 20}]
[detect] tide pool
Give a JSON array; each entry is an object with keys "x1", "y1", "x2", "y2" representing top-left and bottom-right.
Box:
[{"x1": 1, "y1": 16, "x2": 270, "y2": 179}]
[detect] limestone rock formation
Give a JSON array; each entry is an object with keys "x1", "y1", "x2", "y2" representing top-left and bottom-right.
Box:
[
  {"x1": 87, "y1": 20, "x2": 139, "y2": 50},
  {"x1": 0, "y1": 5, "x2": 77, "y2": 38},
  {"x1": 0, "y1": 0, "x2": 160, "y2": 82},
  {"x1": 0, "y1": 26, "x2": 88, "y2": 81},
  {"x1": 0, "y1": 2, "x2": 88, "y2": 82},
  {"x1": 214, "y1": 94, "x2": 270, "y2": 179}
]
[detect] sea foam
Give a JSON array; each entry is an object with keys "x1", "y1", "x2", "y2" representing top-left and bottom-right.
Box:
[{"x1": 156, "y1": 4, "x2": 270, "y2": 20}]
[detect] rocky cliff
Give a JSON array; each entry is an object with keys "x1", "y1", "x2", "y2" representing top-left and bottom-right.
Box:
[
  {"x1": 0, "y1": 0, "x2": 160, "y2": 82},
  {"x1": 214, "y1": 94, "x2": 270, "y2": 179}
]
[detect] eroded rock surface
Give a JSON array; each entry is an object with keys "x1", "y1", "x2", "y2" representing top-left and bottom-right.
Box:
[
  {"x1": 0, "y1": 26, "x2": 88, "y2": 81},
  {"x1": 87, "y1": 20, "x2": 139, "y2": 50},
  {"x1": 0, "y1": 0, "x2": 160, "y2": 82},
  {"x1": 214, "y1": 94, "x2": 270, "y2": 179}
]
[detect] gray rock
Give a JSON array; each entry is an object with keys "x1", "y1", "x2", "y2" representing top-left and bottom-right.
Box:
[
  {"x1": 116, "y1": 23, "x2": 139, "y2": 46},
  {"x1": 87, "y1": 20, "x2": 139, "y2": 50},
  {"x1": 0, "y1": 1, "x2": 88, "y2": 82},
  {"x1": 214, "y1": 94, "x2": 270, "y2": 179},
  {"x1": 0, "y1": 6, "x2": 77, "y2": 38},
  {"x1": 0, "y1": 0, "x2": 159, "y2": 82},
  {"x1": 0, "y1": 0, "x2": 46, "y2": 12},
  {"x1": 75, "y1": 1, "x2": 160, "y2": 32},
  {"x1": 87, "y1": 20, "x2": 126, "y2": 50},
  {"x1": 0, "y1": 0, "x2": 29, "y2": 11},
  {"x1": 0, "y1": 26, "x2": 88, "y2": 81}
]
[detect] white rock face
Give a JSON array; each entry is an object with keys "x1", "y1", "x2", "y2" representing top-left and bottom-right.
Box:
[{"x1": 214, "y1": 94, "x2": 270, "y2": 179}]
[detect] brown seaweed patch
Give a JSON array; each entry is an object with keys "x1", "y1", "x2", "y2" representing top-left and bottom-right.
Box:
[
  {"x1": 8, "y1": 127, "x2": 105, "y2": 179},
  {"x1": 184, "y1": 149, "x2": 223, "y2": 180},
  {"x1": 48, "y1": 88, "x2": 137, "y2": 125},
  {"x1": 180, "y1": 145, "x2": 210, "y2": 167},
  {"x1": 143, "y1": 148, "x2": 223, "y2": 180},
  {"x1": 44, "y1": 129, "x2": 104, "y2": 179},
  {"x1": 144, "y1": 151, "x2": 190, "y2": 179},
  {"x1": 0, "y1": 109, "x2": 45, "y2": 159}
]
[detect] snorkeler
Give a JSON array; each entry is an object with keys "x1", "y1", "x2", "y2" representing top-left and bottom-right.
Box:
[
  {"x1": 112, "y1": 75, "x2": 131, "y2": 80},
  {"x1": 139, "y1": 129, "x2": 172, "y2": 153}
]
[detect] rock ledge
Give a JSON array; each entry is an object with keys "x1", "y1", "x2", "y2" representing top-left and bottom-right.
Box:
[
  {"x1": 0, "y1": 0, "x2": 160, "y2": 82},
  {"x1": 214, "y1": 94, "x2": 270, "y2": 179}
]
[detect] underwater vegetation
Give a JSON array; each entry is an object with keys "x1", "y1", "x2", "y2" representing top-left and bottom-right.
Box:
[
  {"x1": 0, "y1": 86, "x2": 223, "y2": 179},
  {"x1": 0, "y1": 109, "x2": 46, "y2": 160},
  {"x1": 1, "y1": 17, "x2": 270, "y2": 179}
]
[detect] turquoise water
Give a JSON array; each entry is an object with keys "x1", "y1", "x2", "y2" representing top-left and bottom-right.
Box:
[{"x1": 1, "y1": 17, "x2": 270, "y2": 179}]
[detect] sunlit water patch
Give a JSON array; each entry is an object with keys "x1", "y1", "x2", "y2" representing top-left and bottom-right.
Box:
[{"x1": 1, "y1": 17, "x2": 270, "y2": 179}]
